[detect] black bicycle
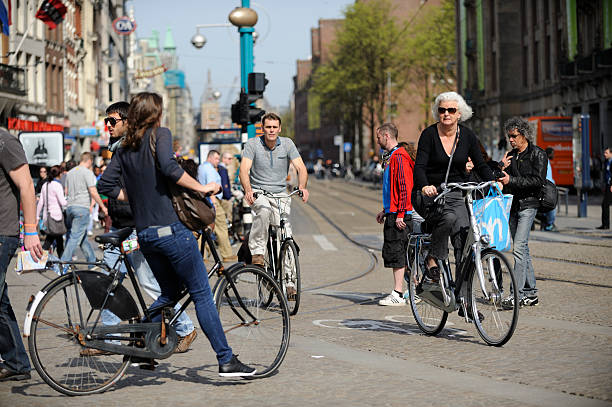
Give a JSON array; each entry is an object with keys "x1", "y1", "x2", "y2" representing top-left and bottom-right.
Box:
[
  {"x1": 24, "y1": 227, "x2": 290, "y2": 396},
  {"x1": 407, "y1": 181, "x2": 519, "y2": 346},
  {"x1": 255, "y1": 189, "x2": 302, "y2": 316}
]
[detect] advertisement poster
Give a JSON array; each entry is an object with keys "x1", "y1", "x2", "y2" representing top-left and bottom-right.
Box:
[{"x1": 18, "y1": 132, "x2": 64, "y2": 166}]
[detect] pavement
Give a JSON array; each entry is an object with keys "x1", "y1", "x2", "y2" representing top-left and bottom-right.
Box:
[{"x1": 0, "y1": 179, "x2": 610, "y2": 406}]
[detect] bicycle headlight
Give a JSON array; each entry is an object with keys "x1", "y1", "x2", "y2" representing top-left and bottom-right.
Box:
[{"x1": 480, "y1": 234, "x2": 491, "y2": 245}]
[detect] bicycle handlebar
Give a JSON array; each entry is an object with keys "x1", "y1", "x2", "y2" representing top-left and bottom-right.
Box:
[
  {"x1": 433, "y1": 181, "x2": 499, "y2": 202},
  {"x1": 254, "y1": 188, "x2": 304, "y2": 200}
]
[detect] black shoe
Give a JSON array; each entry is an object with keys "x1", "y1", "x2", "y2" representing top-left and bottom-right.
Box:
[
  {"x1": 130, "y1": 357, "x2": 158, "y2": 371},
  {"x1": 458, "y1": 307, "x2": 485, "y2": 322},
  {"x1": 596, "y1": 225, "x2": 609, "y2": 230},
  {"x1": 219, "y1": 355, "x2": 256, "y2": 377},
  {"x1": 0, "y1": 367, "x2": 31, "y2": 382},
  {"x1": 522, "y1": 296, "x2": 539, "y2": 306}
]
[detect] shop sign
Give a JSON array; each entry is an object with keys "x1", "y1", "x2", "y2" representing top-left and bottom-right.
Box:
[{"x1": 113, "y1": 16, "x2": 137, "y2": 35}]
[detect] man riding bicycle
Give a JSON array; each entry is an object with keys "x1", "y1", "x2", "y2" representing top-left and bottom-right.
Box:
[{"x1": 239, "y1": 112, "x2": 309, "y2": 297}]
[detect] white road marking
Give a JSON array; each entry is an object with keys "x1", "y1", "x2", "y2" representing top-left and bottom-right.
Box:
[{"x1": 313, "y1": 234, "x2": 338, "y2": 251}]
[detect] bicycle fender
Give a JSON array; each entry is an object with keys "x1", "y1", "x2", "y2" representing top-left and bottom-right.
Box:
[
  {"x1": 78, "y1": 271, "x2": 140, "y2": 321},
  {"x1": 23, "y1": 290, "x2": 47, "y2": 337}
]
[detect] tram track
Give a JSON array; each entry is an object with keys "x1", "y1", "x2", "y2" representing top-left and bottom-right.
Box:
[{"x1": 307, "y1": 180, "x2": 612, "y2": 291}]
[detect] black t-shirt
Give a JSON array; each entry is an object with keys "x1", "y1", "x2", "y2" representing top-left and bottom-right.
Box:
[
  {"x1": 414, "y1": 123, "x2": 494, "y2": 190},
  {"x1": 0, "y1": 130, "x2": 28, "y2": 236}
]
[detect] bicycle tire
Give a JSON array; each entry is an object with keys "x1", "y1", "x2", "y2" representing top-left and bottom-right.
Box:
[
  {"x1": 280, "y1": 239, "x2": 301, "y2": 315},
  {"x1": 469, "y1": 248, "x2": 519, "y2": 346},
  {"x1": 28, "y1": 273, "x2": 131, "y2": 396},
  {"x1": 408, "y1": 250, "x2": 448, "y2": 335},
  {"x1": 215, "y1": 265, "x2": 290, "y2": 378}
]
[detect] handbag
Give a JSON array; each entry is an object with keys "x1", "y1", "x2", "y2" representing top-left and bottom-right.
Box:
[
  {"x1": 44, "y1": 182, "x2": 67, "y2": 236},
  {"x1": 412, "y1": 128, "x2": 459, "y2": 223},
  {"x1": 472, "y1": 185, "x2": 513, "y2": 251},
  {"x1": 149, "y1": 129, "x2": 215, "y2": 231},
  {"x1": 539, "y1": 179, "x2": 558, "y2": 211}
]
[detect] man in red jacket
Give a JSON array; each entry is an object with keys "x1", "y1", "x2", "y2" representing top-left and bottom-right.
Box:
[{"x1": 375, "y1": 123, "x2": 415, "y2": 306}]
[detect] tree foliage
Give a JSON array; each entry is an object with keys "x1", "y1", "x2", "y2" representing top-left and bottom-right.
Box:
[{"x1": 311, "y1": 0, "x2": 456, "y2": 162}]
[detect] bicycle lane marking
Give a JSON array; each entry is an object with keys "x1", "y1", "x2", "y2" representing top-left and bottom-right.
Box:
[{"x1": 312, "y1": 234, "x2": 338, "y2": 251}]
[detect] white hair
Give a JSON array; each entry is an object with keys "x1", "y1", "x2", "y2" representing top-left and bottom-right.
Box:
[{"x1": 431, "y1": 91, "x2": 473, "y2": 122}]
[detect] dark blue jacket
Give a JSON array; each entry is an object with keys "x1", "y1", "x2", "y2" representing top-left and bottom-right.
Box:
[{"x1": 218, "y1": 164, "x2": 232, "y2": 200}]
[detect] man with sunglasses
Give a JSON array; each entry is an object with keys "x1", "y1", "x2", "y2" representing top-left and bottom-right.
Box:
[{"x1": 498, "y1": 117, "x2": 548, "y2": 309}]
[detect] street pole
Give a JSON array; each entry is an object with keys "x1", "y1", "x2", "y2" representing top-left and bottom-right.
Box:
[{"x1": 238, "y1": 0, "x2": 256, "y2": 141}]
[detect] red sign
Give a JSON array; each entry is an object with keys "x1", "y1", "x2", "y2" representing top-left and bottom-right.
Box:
[{"x1": 8, "y1": 118, "x2": 64, "y2": 132}]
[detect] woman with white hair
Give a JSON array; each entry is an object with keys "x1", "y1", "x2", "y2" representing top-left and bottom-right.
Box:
[{"x1": 413, "y1": 91, "x2": 494, "y2": 313}]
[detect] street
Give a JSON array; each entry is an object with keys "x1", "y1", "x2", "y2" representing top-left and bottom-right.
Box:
[{"x1": 1, "y1": 178, "x2": 611, "y2": 407}]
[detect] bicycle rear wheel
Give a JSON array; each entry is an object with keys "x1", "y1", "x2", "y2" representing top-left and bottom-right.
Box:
[
  {"x1": 280, "y1": 239, "x2": 301, "y2": 315},
  {"x1": 408, "y1": 251, "x2": 448, "y2": 335},
  {"x1": 215, "y1": 265, "x2": 290, "y2": 378},
  {"x1": 469, "y1": 249, "x2": 519, "y2": 346},
  {"x1": 28, "y1": 274, "x2": 130, "y2": 396}
]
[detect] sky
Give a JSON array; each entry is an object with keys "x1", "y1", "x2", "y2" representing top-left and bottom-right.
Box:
[{"x1": 130, "y1": 0, "x2": 353, "y2": 111}]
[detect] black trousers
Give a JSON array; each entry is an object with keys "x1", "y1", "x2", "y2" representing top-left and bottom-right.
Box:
[
  {"x1": 602, "y1": 184, "x2": 612, "y2": 228},
  {"x1": 42, "y1": 234, "x2": 64, "y2": 258}
]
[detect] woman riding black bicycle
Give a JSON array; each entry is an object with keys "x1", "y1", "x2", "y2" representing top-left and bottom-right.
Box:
[
  {"x1": 98, "y1": 92, "x2": 255, "y2": 377},
  {"x1": 413, "y1": 92, "x2": 495, "y2": 288}
]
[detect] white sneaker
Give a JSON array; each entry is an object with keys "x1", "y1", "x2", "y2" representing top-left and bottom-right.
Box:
[{"x1": 378, "y1": 291, "x2": 406, "y2": 306}]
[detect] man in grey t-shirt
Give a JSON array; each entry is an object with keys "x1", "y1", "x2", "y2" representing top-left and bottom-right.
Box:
[
  {"x1": 239, "y1": 113, "x2": 309, "y2": 297},
  {"x1": 61, "y1": 152, "x2": 107, "y2": 264}
]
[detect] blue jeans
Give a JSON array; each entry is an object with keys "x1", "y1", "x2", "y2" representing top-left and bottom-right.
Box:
[
  {"x1": 61, "y1": 206, "x2": 96, "y2": 264},
  {"x1": 509, "y1": 208, "x2": 538, "y2": 299},
  {"x1": 101, "y1": 229, "x2": 194, "y2": 336},
  {"x1": 137, "y1": 222, "x2": 232, "y2": 365},
  {"x1": 544, "y1": 208, "x2": 556, "y2": 227},
  {"x1": 0, "y1": 236, "x2": 31, "y2": 373}
]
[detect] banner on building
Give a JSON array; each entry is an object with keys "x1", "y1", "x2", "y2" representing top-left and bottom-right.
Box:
[
  {"x1": 18, "y1": 131, "x2": 64, "y2": 166},
  {"x1": 8, "y1": 118, "x2": 64, "y2": 132},
  {"x1": 36, "y1": 0, "x2": 67, "y2": 30},
  {"x1": 134, "y1": 65, "x2": 167, "y2": 79}
]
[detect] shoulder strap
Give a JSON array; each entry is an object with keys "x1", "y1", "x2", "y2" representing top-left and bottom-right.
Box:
[
  {"x1": 441, "y1": 126, "x2": 460, "y2": 189},
  {"x1": 45, "y1": 181, "x2": 50, "y2": 217}
]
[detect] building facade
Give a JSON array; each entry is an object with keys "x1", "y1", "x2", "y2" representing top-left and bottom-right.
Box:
[{"x1": 456, "y1": 0, "x2": 612, "y2": 158}]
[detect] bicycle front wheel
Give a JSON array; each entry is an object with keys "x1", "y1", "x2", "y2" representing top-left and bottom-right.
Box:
[
  {"x1": 215, "y1": 265, "x2": 290, "y2": 378},
  {"x1": 28, "y1": 274, "x2": 130, "y2": 396},
  {"x1": 469, "y1": 249, "x2": 519, "y2": 346},
  {"x1": 280, "y1": 239, "x2": 301, "y2": 315},
  {"x1": 408, "y1": 256, "x2": 448, "y2": 335}
]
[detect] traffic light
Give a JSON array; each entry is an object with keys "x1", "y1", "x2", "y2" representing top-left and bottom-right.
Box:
[{"x1": 231, "y1": 72, "x2": 268, "y2": 126}]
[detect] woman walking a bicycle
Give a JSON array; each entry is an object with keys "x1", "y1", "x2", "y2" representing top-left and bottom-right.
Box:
[
  {"x1": 98, "y1": 92, "x2": 255, "y2": 377},
  {"x1": 413, "y1": 92, "x2": 495, "y2": 291}
]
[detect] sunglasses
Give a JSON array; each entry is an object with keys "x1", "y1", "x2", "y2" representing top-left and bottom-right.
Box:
[
  {"x1": 438, "y1": 107, "x2": 457, "y2": 114},
  {"x1": 104, "y1": 117, "x2": 124, "y2": 127}
]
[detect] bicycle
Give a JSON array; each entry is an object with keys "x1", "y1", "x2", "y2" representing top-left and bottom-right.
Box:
[
  {"x1": 407, "y1": 181, "x2": 519, "y2": 346},
  {"x1": 253, "y1": 188, "x2": 302, "y2": 316},
  {"x1": 23, "y1": 226, "x2": 290, "y2": 396}
]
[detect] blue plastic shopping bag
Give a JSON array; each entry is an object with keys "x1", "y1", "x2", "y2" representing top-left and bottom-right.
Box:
[{"x1": 472, "y1": 186, "x2": 513, "y2": 252}]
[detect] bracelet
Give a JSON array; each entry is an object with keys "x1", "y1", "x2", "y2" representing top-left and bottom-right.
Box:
[{"x1": 24, "y1": 232, "x2": 38, "y2": 236}]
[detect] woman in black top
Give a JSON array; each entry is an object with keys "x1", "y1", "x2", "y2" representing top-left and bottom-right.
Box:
[
  {"x1": 98, "y1": 92, "x2": 255, "y2": 377},
  {"x1": 413, "y1": 91, "x2": 494, "y2": 281}
]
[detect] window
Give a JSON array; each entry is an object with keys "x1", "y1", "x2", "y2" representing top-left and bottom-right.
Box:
[
  {"x1": 545, "y1": 35, "x2": 551, "y2": 80},
  {"x1": 533, "y1": 41, "x2": 539, "y2": 84},
  {"x1": 523, "y1": 46, "x2": 528, "y2": 87}
]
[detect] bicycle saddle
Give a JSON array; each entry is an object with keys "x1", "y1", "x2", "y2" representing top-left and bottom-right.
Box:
[{"x1": 95, "y1": 227, "x2": 133, "y2": 246}]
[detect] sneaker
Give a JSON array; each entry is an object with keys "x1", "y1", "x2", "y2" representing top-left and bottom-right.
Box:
[
  {"x1": 251, "y1": 254, "x2": 265, "y2": 266},
  {"x1": 130, "y1": 357, "x2": 158, "y2": 370},
  {"x1": 522, "y1": 296, "x2": 539, "y2": 306},
  {"x1": 219, "y1": 355, "x2": 256, "y2": 377},
  {"x1": 403, "y1": 291, "x2": 421, "y2": 304},
  {"x1": 501, "y1": 296, "x2": 522, "y2": 310},
  {"x1": 378, "y1": 291, "x2": 406, "y2": 306},
  {"x1": 175, "y1": 329, "x2": 198, "y2": 354},
  {"x1": 424, "y1": 266, "x2": 440, "y2": 284},
  {"x1": 544, "y1": 224, "x2": 558, "y2": 232}
]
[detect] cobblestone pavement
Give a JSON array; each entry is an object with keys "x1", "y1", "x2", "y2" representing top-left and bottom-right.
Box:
[{"x1": 1, "y1": 179, "x2": 610, "y2": 406}]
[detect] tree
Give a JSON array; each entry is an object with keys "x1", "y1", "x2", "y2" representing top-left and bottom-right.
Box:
[{"x1": 402, "y1": 0, "x2": 456, "y2": 130}]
